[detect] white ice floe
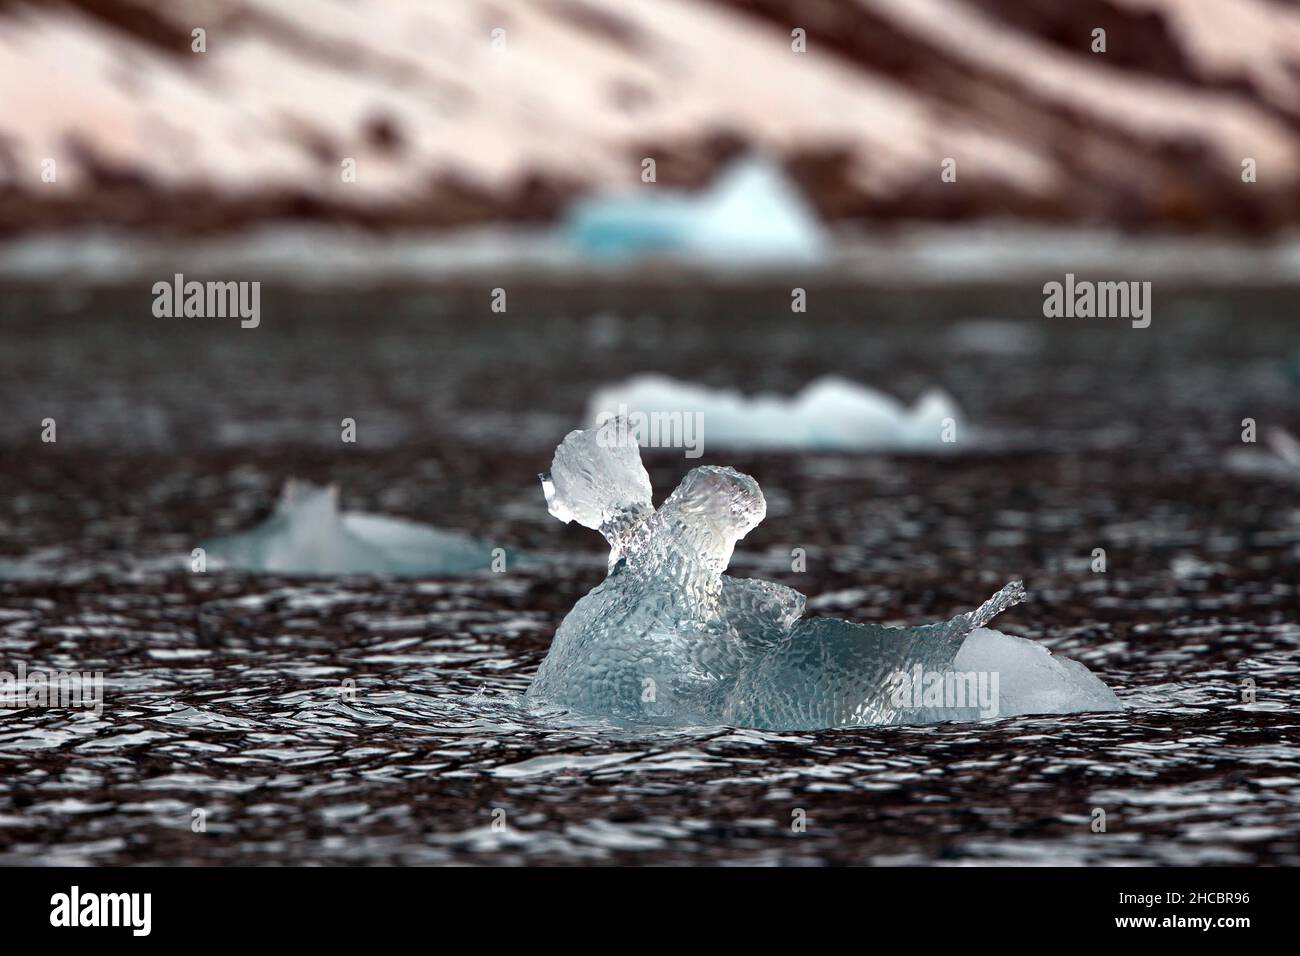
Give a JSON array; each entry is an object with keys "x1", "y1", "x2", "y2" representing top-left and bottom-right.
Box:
[
  {"x1": 587, "y1": 374, "x2": 962, "y2": 452},
  {"x1": 564, "y1": 157, "x2": 826, "y2": 265},
  {"x1": 204, "y1": 480, "x2": 497, "y2": 576}
]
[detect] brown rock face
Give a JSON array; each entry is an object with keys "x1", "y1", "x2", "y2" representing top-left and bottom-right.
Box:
[{"x1": 1, "y1": 0, "x2": 1297, "y2": 237}]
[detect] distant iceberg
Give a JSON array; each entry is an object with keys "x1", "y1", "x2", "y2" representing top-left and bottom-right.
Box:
[
  {"x1": 587, "y1": 374, "x2": 963, "y2": 452},
  {"x1": 564, "y1": 156, "x2": 826, "y2": 264},
  {"x1": 203, "y1": 480, "x2": 498, "y2": 576}
]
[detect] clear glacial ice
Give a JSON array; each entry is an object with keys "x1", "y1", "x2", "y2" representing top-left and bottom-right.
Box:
[
  {"x1": 564, "y1": 156, "x2": 826, "y2": 264},
  {"x1": 203, "y1": 479, "x2": 498, "y2": 576},
  {"x1": 528, "y1": 419, "x2": 1119, "y2": 730},
  {"x1": 588, "y1": 374, "x2": 962, "y2": 452}
]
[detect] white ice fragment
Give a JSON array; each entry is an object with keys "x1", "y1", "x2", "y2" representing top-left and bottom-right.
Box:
[
  {"x1": 564, "y1": 156, "x2": 826, "y2": 265},
  {"x1": 587, "y1": 374, "x2": 962, "y2": 452},
  {"x1": 203, "y1": 480, "x2": 496, "y2": 576},
  {"x1": 954, "y1": 628, "x2": 1121, "y2": 718}
]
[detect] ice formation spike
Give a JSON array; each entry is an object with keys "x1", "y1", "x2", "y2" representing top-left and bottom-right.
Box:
[
  {"x1": 652, "y1": 466, "x2": 766, "y2": 575},
  {"x1": 543, "y1": 417, "x2": 655, "y2": 567},
  {"x1": 934, "y1": 579, "x2": 1028, "y2": 642}
]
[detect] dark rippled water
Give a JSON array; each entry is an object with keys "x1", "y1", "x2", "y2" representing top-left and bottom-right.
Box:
[{"x1": 1, "y1": 282, "x2": 1298, "y2": 865}]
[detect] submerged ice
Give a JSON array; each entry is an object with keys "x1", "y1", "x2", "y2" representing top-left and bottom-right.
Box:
[
  {"x1": 203, "y1": 480, "x2": 498, "y2": 576},
  {"x1": 588, "y1": 374, "x2": 962, "y2": 452},
  {"x1": 528, "y1": 420, "x2": 1118, "y2": 730}
]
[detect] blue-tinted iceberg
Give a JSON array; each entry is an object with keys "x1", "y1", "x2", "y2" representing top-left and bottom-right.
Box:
[
  {"x1": 527, "y1": 420, "x2": 1118, "y2": 730},
  {"x1": 564, "y1": 157, "x2": 826, "y2": 264},
  {"x1": 204, "y1": 480, "x2": 498, "y2": 576},
  {"x1": 587, "y1": 374, "x2": 962, "y2": 452}
]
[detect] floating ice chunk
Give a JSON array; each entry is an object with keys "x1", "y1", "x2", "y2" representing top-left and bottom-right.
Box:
[
  {"x1": 587, "y1": 374, "x2": 962, "y2": 452},
  {"x1": 564, "y1": 156, "x2": 826, "y2": 264},
  {"x1": 527, "y1": 420, "x2": 1117, "y2": 730},
  {"x1": 204, "y1": 480, "x2": 497, "y2": 576}
]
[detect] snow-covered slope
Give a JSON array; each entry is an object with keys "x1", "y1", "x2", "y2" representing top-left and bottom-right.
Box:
[{"x1": 1, "y1": 0, "x2": 1297, "y2": 235}]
